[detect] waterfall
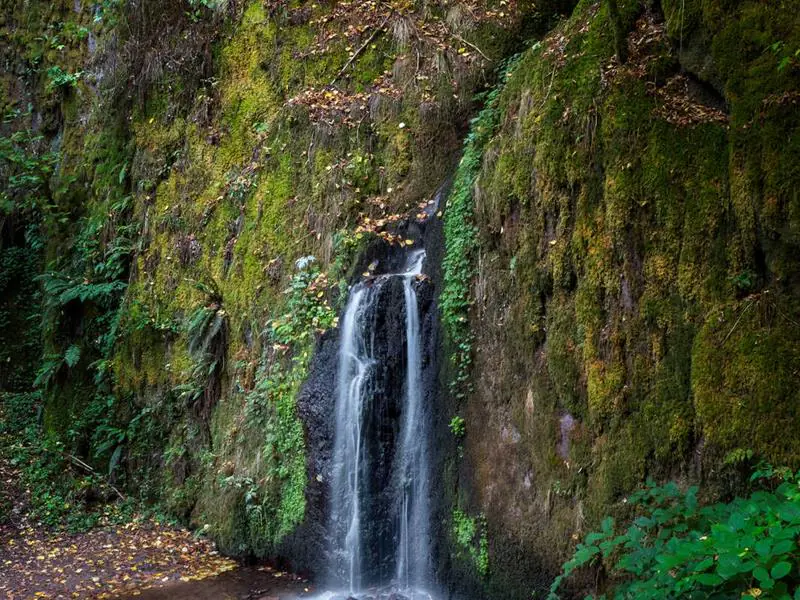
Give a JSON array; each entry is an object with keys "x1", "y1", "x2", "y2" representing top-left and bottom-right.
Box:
[
  {"x1": 331, "y1": 286, "x2": 371, "y2": 593},
  {"x1": 326, "y1": 249, "x2": 434, "y2": 599},
  {"x1": 396, "y1": 250, "x2": 430, "y2": 590}
]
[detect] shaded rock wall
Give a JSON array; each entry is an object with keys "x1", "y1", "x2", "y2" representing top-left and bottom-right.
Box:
[{"x1": 443, "y1": 0, "x2": 800, "y2": 598}]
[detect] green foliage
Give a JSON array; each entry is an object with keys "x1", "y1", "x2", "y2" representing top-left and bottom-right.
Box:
[
  {"x1": 40, "y1": 274, "x2": 127, "y2": 309},
  {"x1": 239, "y1": 258, "x2": 338, "y2": 547},
  {"x1": 46, "y1": 66, "x2": 83, "y2": 91},
  {"x1": 769, "y1": 41, "x2": 800, "y2": 73},
  {"x1": 187, "y1": 300, "x2": 227, "y2": 361},
  {"x1": 330, "y1": 230, "x2": 370, "y2": 304},
  {"x1": 63, "y1": 345, "x2": 81, "y2": 368},
  {"x1": 24, "y1": 112, "x2": 135, "y2": 516},
  {"x1": 441, "y1": 56, "x2": 520, "y2": 402},
  {"x1": 271, "y1": 257, "x2": 337, "y2": 346},
  {"x1": 94, "y1": 0, "x2": 122, "y2": 25},
  {"x1": 724, "y1": 448, "x2": 755, "y2": 467},
  {"x1": 0, "y1": 392, "x2": 41, "y2": 438},
  {"x1": 186, "y1": 0, "x2": 226, "y2": 22},
  {"x1": 453, "y1": 509, "x2": 490, "y2": 577},
  {"x1": 449, "y1": 415, "x2": 466, "y2": 438},
  {"x1": 0, "y1": 245, "x2": 43, "y2": 393},
  {"x1": 0, "y1": 117, "x2": 58, "y2": 219},
  {"x1": 550, "y1": 473, "x2": 800, "y2": 599},
  {"x1": 182, "y1": 279, "x2": 228, "y2": 413},
  {"x1": 0, "y1": 392, "x2": 134, "y2": 532}
]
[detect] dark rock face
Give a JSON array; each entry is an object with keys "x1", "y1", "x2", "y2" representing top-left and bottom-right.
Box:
[{"x1": 354, "y1": 276, "x2": 410, "y2": 586}]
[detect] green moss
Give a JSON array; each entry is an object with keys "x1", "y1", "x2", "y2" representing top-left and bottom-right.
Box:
[
  {"x1": 693, "y1": 297, "x2": 800, "y2": 465},
  {"x1": 441, "y1": 56, "x2": 521, "y2": 404},
  {"x1": 545, "y1": 297, "x2": 584, "y2": 418},
  {"x1": 453, "y1": 0, "x2": 800, "y2": 596},
  {"x1": 586, "y1": 358, "x2": 625, "y2": 421}
]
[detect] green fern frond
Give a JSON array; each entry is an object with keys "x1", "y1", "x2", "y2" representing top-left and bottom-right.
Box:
[{"x1": 63, "y1": 345, "x2": 81, "y2": 368}]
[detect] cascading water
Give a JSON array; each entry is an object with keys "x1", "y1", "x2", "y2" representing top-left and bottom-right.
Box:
[
  {"x1": 395, "y1": 250, "x2": 431, "y2": 592},
  {"x1": 322, "y1": 249, "x2": 435, "y2": 600}
]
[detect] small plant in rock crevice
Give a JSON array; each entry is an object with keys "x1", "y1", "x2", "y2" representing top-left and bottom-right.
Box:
[
  {"x1": 453, "y1": 508, "x2": 490, "y2": 577},
  {"x1": 46, "y1": 65, "x2": 83, "y2": 91},
  {"x1": 449, "y1": 415, "x2": 466, "y2": 438}
]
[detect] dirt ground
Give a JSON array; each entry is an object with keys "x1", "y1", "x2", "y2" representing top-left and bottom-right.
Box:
[{"x1": 0, "y1": 456, "x2": 313, "y2": 600}]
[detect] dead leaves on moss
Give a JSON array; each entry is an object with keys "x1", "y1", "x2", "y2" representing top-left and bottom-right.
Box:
[
  {"x1": 538, "y1": 6, "x2": 729, "y2": 128},
  {"x1": 604, "y1": 14, "x2": 729, "y2": 127},
  {"x1": 763, "y1": 90, "x2": 800, "y2": 109},
  {"x1": 288, "y1": 87, "x2": 375, "y2": 127},
  {"x1": 355, "y1": 195, "x2": 437, "y2": 245},
  {"x1": 0, "y1": 519, "x2": 238, "y2": 599},
  {"x1": 284, "y1": 0, "x2": 523, "y2": 126},
  {"x1": 649, "y1": 75, "x2": 728, "y2": 127}
]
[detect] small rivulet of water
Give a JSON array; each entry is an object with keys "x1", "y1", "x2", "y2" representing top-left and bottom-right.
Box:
[{"x1": 321, "y1": 248, "x2": 436, "y2": 600}]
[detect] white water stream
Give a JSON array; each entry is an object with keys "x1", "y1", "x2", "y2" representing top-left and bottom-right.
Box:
[{"x1": 323, "y1": 250, "x2": 435, "y2": 600}]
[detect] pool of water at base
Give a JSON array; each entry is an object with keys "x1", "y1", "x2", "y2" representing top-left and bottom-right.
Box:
[{"x1": 310, "y1": 585, "x2": 436, "y2": 600}]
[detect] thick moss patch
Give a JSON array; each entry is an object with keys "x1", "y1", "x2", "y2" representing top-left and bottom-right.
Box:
[{"x1": 453, "y1": 0, "x2": 800, "y2": 597}]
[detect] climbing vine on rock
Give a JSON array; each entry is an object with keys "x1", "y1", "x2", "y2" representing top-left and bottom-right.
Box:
[
  {"x1": 441, "y1": 55, "x2": 520, "y2": 402},
  {"x1": 452, "y1": 508, "x2": 490, "y2": 577},
  {"x1": 237, "y1": 256, "x2": 338, "y2": 548}
]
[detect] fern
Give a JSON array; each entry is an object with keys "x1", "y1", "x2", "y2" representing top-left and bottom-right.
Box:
[
  {"x1": 187, "y1": 305, "x2": 227, "y2": 360},
  {"x1": 33, "y1": 354, "x2": 62, "y2": 389},
  {"x1": 181, "y1": 279, "x2": 229, "y2": 416},
  {"x1": 190, "y1": 278, "x2": 223, "y2": 303},
  {"x1": 39, "y1": 272, "x2": 127, "y2": 308},
  {"x1": 63, "y1": 345, "x2": 81, "y2": 368}
]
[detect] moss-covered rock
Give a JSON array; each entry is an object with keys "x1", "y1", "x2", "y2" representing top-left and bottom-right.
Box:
[{"x1": 444, "y1": 0, "x2": 800, "y2": 597}]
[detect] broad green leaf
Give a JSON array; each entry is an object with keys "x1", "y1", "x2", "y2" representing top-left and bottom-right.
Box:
[
  {"x1": 694, "y1": 557, "x2": 714, "y2": 572},
  {"x1": 770, "y1": 561, "x2": 791, "y2": 580},
  {"x1": 695, "y1": 573, "x2": 722, "y2": 586},
  {"x1": 753, "y1": 566, "x2": 771, "y2": 584},
  {"x1": 755, "y1": 539, "x2": 772, "y2": 557}
]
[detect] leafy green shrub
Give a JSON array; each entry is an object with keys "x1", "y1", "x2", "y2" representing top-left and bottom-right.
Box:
[
  {"x1": 0, "y1": 392, "x2": 133, "y2": 532},
  {"x1": 550, "y1": 470, "x2": 800, "y2": 599},
  {"x1": 271, "y1": 257, "x2": 337, "y2": 346}
]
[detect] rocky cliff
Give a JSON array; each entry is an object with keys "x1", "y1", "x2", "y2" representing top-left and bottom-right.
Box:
[{"x1": 1, "y1": 0, "x2": 798, "y2": 598}]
